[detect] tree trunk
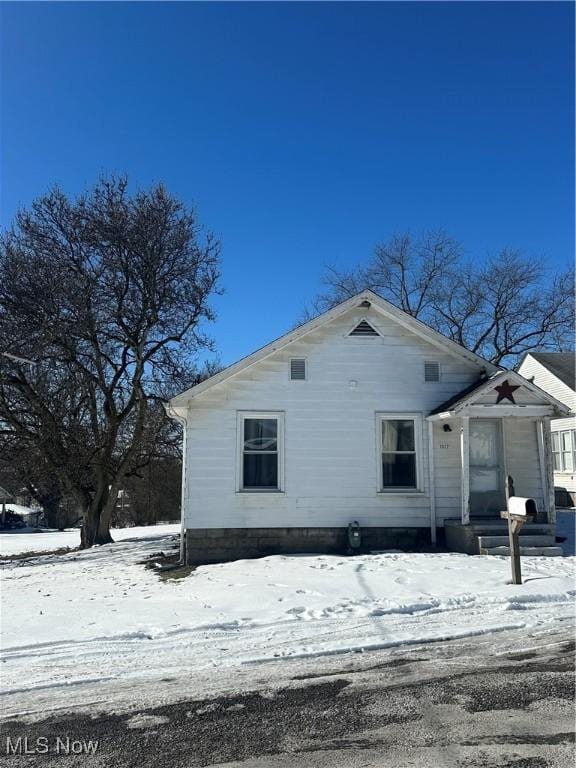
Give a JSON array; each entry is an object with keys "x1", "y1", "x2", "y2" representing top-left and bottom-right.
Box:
[{"x1": 79, "y1": 492, "x2": 115, "y2": 548}]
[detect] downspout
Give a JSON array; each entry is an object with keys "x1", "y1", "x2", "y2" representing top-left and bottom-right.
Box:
[{"x1": 164, "y1": 402, "x2": 188, "y2": 565}]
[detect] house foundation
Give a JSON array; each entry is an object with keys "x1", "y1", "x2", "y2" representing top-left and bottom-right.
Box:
[{"x1": 185, "y1": 526, "x2": 432, "y2": 565}]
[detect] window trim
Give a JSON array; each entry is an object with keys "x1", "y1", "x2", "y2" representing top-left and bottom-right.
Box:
[
  {"x1": 553, "y1": 428, "x2": 576, "y2": 474},
  {"x1": 376, "y1": 412, "x2": 424, "y2": 494},
  {"x1": 236, "y1": 411, "x2": 285, "y2": 492}
]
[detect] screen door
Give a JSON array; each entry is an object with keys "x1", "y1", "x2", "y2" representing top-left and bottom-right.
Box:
[{"x1": 469, "y1": 419, "x2": 505, "y2": 517}]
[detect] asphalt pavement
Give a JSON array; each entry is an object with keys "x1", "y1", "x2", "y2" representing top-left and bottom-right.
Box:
[{"x1": 1, "y1": 630, "x2": 574, "y2": 768}]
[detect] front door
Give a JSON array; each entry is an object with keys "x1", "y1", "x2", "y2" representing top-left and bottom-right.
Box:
[{"x1": 469, "y1": 419, "x2": 505, "y2": 517}]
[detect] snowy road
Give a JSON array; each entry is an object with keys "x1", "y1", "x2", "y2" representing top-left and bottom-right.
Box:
[
  {"x1": 1, "y1": 626, "x2": 574, "y2": 767},
  {"x1": 1, "y1": 524, "x2": 574, "y2": 719}
]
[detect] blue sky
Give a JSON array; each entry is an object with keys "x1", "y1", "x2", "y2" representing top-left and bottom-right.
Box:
[{"x1": 1, "y1": 1, "x2": 574, "y2": 365}]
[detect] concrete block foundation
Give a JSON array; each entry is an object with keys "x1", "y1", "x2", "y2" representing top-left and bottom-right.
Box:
[{"x1": 185, "y1": 526, "x2": 432, "y2": 565}]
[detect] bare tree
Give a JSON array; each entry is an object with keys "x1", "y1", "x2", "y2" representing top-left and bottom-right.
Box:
[
  {"x1": 305, "y1": 231, "x2": 574, "y2": 365},
  {"x1": 0, "y1": 177, "x2": 220, "y2": 547},
  {"x1": 0, "y1": 437, "x2": 71, "y2": 528}
]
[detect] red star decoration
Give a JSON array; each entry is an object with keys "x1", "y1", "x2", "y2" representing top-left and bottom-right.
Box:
[{"x1": 494, "y1": 379, "x2": 520, "y2": 404}]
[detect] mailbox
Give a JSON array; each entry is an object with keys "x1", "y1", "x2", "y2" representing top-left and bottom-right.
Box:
[
  {"x1": 501, "y1": 476, "x2": 536, "y2": 585},
  {"x1": 507, "y1": 497, "x2": 538, "y2": 518}
]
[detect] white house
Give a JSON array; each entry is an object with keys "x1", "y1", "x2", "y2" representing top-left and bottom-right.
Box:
[
  {"x1": 518, "y1": 352, "x2": 575, "y2": 506},
  {"x1": 167, "y1": 290, "x2": 569, "y2": 563}
]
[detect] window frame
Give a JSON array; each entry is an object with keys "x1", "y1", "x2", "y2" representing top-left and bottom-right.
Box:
[
  {"x1": 552, "y1": 432, "x2": 562, "y2": 472},
  {"x1": 553, "y1": 428, "x2": 576, "y2": 474},
  {"x1": 236, "y1": 412, "x2": 285, "y2": 492},
  {"x1": 376, "y1": 412, "x2": 424, "y2": 494}
]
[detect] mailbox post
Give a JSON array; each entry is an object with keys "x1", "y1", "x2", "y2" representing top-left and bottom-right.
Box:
[{"x1": 501, "y1": 475, "x2": 536, "y2": 585}]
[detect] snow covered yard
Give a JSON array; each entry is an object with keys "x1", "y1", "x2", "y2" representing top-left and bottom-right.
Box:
[
  {"x1": 1, "y1": 522, "x2": 574, "y2": 717},
  {"x1": 0, "y1": 523, "x2": 181, "y2": 556}
]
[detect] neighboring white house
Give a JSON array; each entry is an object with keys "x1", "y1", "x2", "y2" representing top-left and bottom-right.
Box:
[
  {"x1": 168, "y1": 290, "x2": 569, "y2": 563},
  {"x1": 518, "y1": 352, "x2": 576, "y2": 506}
]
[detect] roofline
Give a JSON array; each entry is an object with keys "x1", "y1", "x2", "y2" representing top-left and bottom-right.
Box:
[
  {"x1": 518, "y1": 351, "x2": 575, "y2": 394},
  {"x1": 429, "y1": 369, "x2": 571, "y2": 418},
  {"x1": 169, "y1": 289, "x2": 500, "y2": 407}
]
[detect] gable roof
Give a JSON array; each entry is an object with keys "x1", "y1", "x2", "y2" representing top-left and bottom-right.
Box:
[
  {"x1": 429, "y1": 369, "x2": 571, "y2": 418},
  {"x1": 168, "y1": 290, "x2": 500, "y2": 409},
  {"x1": 428, "y1": 376, "x2": 492, "y2": 415},
  {"x1": 526, "y1": 352, "x2": 575, "y2": 391}
]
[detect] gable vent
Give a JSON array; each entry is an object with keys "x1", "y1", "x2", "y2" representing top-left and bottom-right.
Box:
[
  {"x1": 349, "y1": 320, "x2": 379, "y2": 337},
  {"x1": 424, "y1": 361, "x2": 441, "y2": 382},
  {"x1": 290, "y1": 358, "x2": 306, "y2": 380}
]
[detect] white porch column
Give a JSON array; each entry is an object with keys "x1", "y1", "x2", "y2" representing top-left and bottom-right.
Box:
[
  {"x1": 541, "y1": 417, "x2": 556, "y2": 524},
  {"x1": 536, "y1": 418, "x2": 548, "y2": 521},
  {"x1": 427, "y1": 420, "x2": 437, "y2": 544},
  {"x1": 460, "y1": 416, "x2": 470, "y2": 525}
]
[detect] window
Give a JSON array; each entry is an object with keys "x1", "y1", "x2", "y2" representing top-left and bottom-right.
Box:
[
  {"x1": 553, "y1": 429, "x2": 576, "y2": 473},
  {"x1": 378, "y1": 414, "x2": 422, "y2": 491},
  {"x1": 238, "y1": 414, "x2": 283, "y2": 491},
  {"x1": 424, "y1": 361, "x2": 440, "y2": 382},
  {"x1": 552, "y1": 432, "x2": 561, "y2": 471},
  {"x1": 290, "y1": 358, "x2": 306, "y2": 380}
]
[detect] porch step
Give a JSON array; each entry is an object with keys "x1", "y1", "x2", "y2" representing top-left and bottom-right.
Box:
[
  {"x1": 445, "y1": 520, "x2": 554, "y2": 536},
  {"x1": 478, "y1": 534, "x2": 557, "y2": 549},
  {"x1": 443, "y1": 518, "x2": 559, "y2": 556},
  {"x1": 466, "y1": 520, "x2": 554, "y2": 535},
  {"x1": 480, "y1": 545, "x2": 564, "y2": 557}
]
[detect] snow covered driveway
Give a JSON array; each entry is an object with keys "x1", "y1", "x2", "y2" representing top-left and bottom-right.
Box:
[{"x1": 1, "y1": 525, "x2": 574, "y2": 716}]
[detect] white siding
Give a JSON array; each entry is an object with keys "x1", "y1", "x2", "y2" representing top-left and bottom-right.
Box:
[
  {"x1": 183, "y1": 309, "x2": 485, "y2": 530},
  {"x1": 432, "y1": 419, "x2": 461, "y2": 524},
  {"x1": 518, "y1": 355, "x2": 576, "y2": 492}
]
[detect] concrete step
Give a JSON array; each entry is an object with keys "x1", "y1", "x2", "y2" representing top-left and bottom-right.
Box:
[
  {"x1": 469, "y1": 523, "x2": 554, "y2": 536},
  {"x1": 478, "y1": 534, "x2": 557, "y2": 549},
  {"x1": 444, "y1": 518, "x2": 554, "y2": 535},
  {"x1": 480, "y1": 545, "x2": 564, "y2": 557}
]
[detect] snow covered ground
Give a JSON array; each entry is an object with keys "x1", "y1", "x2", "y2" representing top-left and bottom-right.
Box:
[
  {"x1": 0, "y1": 523, "x2": 180, "y2": 555},
  {"x1": 1, "y1": 503, "x2": 43, "y2": 518},
  {"x1": 1, "y1": 519, "x2": 574, "y2": 717}
]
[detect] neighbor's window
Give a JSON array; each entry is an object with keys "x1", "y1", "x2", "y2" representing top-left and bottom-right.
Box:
[
  {"x1": 240, "y1": 414, "x2": 282, "y2": 490},
  {"x1": 379, "y1": 415, "x2": 420, "y2": 491},
  {"x1": 552, "y1": 432, "x2": 561, "y2": 472},
  {"x1": 553, "y1": 429, "x2": 576, "y2": 473}
]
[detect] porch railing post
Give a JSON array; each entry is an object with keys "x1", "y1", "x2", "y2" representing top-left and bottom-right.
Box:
[{"x1": 461, "y1": 416, "x2": 470, "y2": 525}]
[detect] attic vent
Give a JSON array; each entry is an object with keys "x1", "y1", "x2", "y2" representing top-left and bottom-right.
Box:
[
  {"x1": 424, "y1": 361, "x2": 441, "y2": 382},
  {"x1": 290, "y1": 358, "x2": 306, "y2": 380},
  {"x1": 349, "y1": 320, "x2": 379, "y2": 337}
]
